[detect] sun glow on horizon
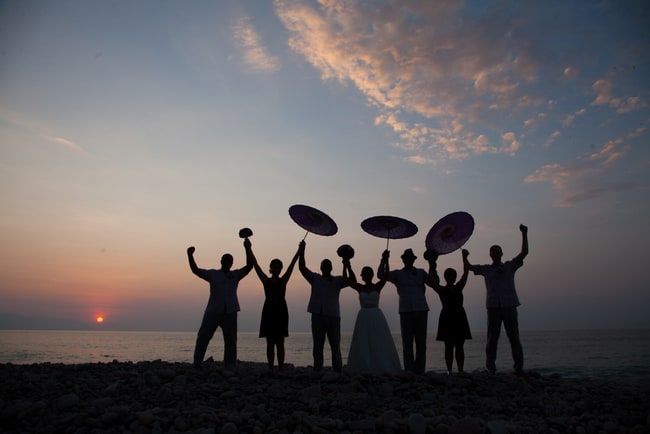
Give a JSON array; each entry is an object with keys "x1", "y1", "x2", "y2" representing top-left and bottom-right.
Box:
[{"x1": 96, "y1": 315, "x2": 104, "y2": 324}]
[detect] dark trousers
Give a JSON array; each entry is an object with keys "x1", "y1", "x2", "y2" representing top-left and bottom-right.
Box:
[
  {"x1": 400, "y1": 311, "x2": 428, "y2": 374},
  {"x1": 311, "y1": 313, "x2": 342, "y2": 372},
  {"x1": 486, "y1": 307, "x2": 524, "y2": 372},
  {"x1": 194, "y1": 311, "x2": 237, "y2": 368}
]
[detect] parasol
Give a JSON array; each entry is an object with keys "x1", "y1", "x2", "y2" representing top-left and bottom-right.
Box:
[
  {"x1": 425, "y1": 211, "x2": 474, "y2": 255},
  {"x1": 361, "y1": 215, "x2": 418, "y2": 249},
  {"x1": 289, "y1": 204, "x2": 338, "y2": 240}
]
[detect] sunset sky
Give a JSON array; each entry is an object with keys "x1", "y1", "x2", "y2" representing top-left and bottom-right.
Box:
[{"x1": 1, "y1": 0, "x2": 649, "y2": 333}]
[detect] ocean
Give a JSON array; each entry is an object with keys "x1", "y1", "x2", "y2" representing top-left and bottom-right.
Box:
[{"x1": 1, "y1": 329, "x2": 649, "y2": 384}]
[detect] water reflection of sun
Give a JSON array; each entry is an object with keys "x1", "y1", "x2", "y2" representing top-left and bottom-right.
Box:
[{"x1": 96, "y1": 315, "x2": 104, "y2": 323}]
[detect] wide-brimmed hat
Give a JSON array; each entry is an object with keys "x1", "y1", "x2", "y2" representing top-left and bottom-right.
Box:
[{"x1": 401, "y1": 248, "x2": 417, "y2": 260}]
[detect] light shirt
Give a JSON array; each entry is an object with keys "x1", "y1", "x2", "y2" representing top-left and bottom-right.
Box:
[
  {"x1": 387, "y1": 268, "x2": 430, "y2": 313},
  {"x1": 306, "y1": 271, "x2": 347, "y2": 317},
  {"x1": 471, "y1": 256, "x2": 524, "y2": 308},
  {"x1": 195, "y1": 267, "x2": 250, "y2": 313}
]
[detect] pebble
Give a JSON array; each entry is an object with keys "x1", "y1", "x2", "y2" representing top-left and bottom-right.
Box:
[{"x1": 0, "y1": 361, "x2": 648, "y2": 433}]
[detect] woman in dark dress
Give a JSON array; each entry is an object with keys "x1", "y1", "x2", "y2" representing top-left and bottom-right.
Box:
[
  {"x1": 431, "y1": 249, "x2": 472, "y2": 375},
  {"x1": 251, "y1": 245, "x2": 300, "y2": 370}
]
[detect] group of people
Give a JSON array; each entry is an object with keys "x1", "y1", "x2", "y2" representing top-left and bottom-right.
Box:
[{"x1": 186, "y1": 224, "x2": 529, "y2": 376}]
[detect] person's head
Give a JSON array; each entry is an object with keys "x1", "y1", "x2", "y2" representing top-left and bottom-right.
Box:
[
  {"x1": 320, "y1": 259, "x2": 333, "y2": 275},
  {"x1": 221, "y1": 253, "x2": 234, "y2": 271},
  {"x1": 443, "y1": 268, "x2": 457, "y2": 285},
  {"x1": 360, "y1": 266, "x2": 374, "y2": 283},
  {"x1": 489, "y1": 245, "x2": 503, "y2": 264},
  {"x1": 401, "y1": 248, "x2": 417, "y2": 267},
  {"x1": 269, "y1": 258, "x2": 283, "y2": 276}
]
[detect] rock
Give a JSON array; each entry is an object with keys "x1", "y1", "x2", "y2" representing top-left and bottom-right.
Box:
[
  {"x1": 55, "y1": 393, "x2": 80, "y2": 410},
  {"x1": 449, "y1": 417, "x2": 484, "y2": 434},
  {"x1": 487, "y1": 419, "x2": 509, "y2": 434},
  {"x1": 220, "y1": 421, "x2": 238, "y2": 434},
  {"x1": 0, "y1": 361, "x2": 648, "y2": 434}
]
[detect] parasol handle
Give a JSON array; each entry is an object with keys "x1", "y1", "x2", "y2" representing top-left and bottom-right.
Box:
[{"x1": 386, "y1": 228, "x2": 391, "y2": 250}]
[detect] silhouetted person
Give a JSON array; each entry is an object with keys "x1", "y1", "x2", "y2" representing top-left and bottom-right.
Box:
[
  {"x1": 249, "y1": 243, "x2": 300, "y2": 370},
  {"x1": 378, "y1": 248, "x2": 437, "y2": 374},
  {"x1": 187, "y1": 239, "x2": 253, "y2": 369},
  {"x1": 344, "y1": 266, "x2": 401, "y2": 373},
  {"x1": 298, "y1": 240, "x2": 354, "y2": 372},
  {"x1": 464, "y1": 224, "x2": 529, "y2": 374},
  {"x1": 430, "y1": 249, "x2": 472, "y2": 375}
]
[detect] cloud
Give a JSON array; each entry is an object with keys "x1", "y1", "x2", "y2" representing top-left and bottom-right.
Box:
[
  {"x1": 544, "y1": 130, "x2": 561, "y2": 148},
  {"x1": 500, "y1": 132, "x2": 521, "y2": 155},
  {"x1": 591, "y1": 78, "x2": 645, "y2": 113},
  {"x1": 274, "y1": 0, "x2": 549, "y2": 163},
  {"x1": 0, "y1": 107, "x2": 86, "y2": 153},
  {"x1": 524, "y1": 131, "x2": 642, "y2": 206},
  {"x1": 523, "y1": 112, "x2": 547, "y2": 128},
  {"x1": 563, "y1": 108, "x2": 586, "y2": 126},
  {"x1": 563, "y1": 67, "x2": 577, "y2": 78},
  {"x1": 232, "y1": 16, "x2": 280, "y2": 72},
  {"x1": 46, "y1": 136, "x2": 84, "y2": 152},
  {"x1": 274, "y1": 0, "x2": 648, "y2": 192},
  {"x1": 275, "y1": 1, "x2": 646, "y2": 166}
]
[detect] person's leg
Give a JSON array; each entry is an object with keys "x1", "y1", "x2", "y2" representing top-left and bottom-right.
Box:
[
  {"x1": 311, "y1": 314, "x2": 326, "y2": 371},
  {"x1": 325, "y1": 315, "x2": 342, "y2": 372},
  {"x1": 456, "y1": 339, "x2": 465, "y2": 373},
  {"x1": 413, "y1": 311, "x2": 428, "y2": 374},
  {"x1": 266, "y1": 337, "x2": 275, "y2": 369},
  {"x1": 221, "y1": 313, "x2": 238, "y2": 369},
  {"x1": 277, "y1": 336, "x2": 285, "y2": 369},
  {"x1": 400, "y1": 313, "x2": 415, "y2": 372},
  {"x1": 444, "y1": 340, "x2": 454, "y2": 374},
  {"x1": 194, "y1": 311, "x2": 218, "y2": 367},
  {"x1": 486, "y1": 308, "x2": 502, "y2": 373},
  {"x1": 503, "y1": 307, "x2": 524, "y2": 373}
]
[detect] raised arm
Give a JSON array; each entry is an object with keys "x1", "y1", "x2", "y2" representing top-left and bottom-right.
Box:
[
  {"x1": 342, "y1": 259, "x2": 356, "y2": 286},
  {"x1": 517, "y1": 224, "x2": 529, "y2": 260},
  {"x1": 456, "y1": 249, "x2": 470, "y2": 291},
  {"x1": 281, "y1": 245, "x2": 301, "y2": 284},
  {"x1": 298, "y1": 240, "x2": 313, "y2": 283},
  {"x1": 377, "y1": 249, "x2": 390, "y2": 281},
  {"x1": 343, "y1": 260, "x2": 359, "y2": 290},
  {"x1": 425, "y1": 249, "x2": 443, "y2": 293},
  {"x1": 187, "y1": 246, "x2": 202, "y2": 276},
  {"x1": 463, "y1": 247, "x2": 476, "y2": 273},
  {"x1": 248, "y1": 243, "x2": 267, "y2": 283},
  {"x1": 243, "y1": 238, "x2": 255, "y2": 274}
]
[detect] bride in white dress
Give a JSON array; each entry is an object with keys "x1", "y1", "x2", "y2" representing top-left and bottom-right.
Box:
[{"x1": 345, "y1": 266, "x2": 401, "y2": 374}]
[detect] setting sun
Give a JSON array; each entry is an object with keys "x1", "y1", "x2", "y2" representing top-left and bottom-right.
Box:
[{"x1": 96, "y1": 316, "x2": 104, "y2": 324}]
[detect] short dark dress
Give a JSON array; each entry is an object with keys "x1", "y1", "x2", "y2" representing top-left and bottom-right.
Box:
[
  {"x1": 436, "y1": 287, "x2": 472, "y2": 342},
  {"x1": 259, "y1": 277, "x2": 289, "y2": 338}
]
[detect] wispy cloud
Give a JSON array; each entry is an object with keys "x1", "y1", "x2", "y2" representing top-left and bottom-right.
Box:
[
  {"x1": 46, "y1": 136, "x2": 84, "y2": 152},
  {"x1": 232, "y1": 16, "x2": 280, "y2": 72},
  {"x1": 524, "y1": 130, "x2": 643, "y2": 206},
  {"x1": 0, "y1": 107, "x2": 86, "y2": 154},
  {"x1": 591, "y1": 78, "x2": 646, "y2": 113}
]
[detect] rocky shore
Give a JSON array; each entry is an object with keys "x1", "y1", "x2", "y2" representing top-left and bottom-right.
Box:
[{"x1": 1, "y1": 360, "x2": 649, "y2": 434}]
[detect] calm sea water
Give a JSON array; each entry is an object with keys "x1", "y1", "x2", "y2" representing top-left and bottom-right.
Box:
[{"x1": 1, "y1": 329, "x2": 648, "y2": 384}]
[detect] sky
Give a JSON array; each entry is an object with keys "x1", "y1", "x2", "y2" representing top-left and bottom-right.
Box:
[{"x1": 1, "y1": 0, "x2": 649, "y2": 333}]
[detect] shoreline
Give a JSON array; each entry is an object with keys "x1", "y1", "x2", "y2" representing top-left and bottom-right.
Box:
[{"x1": 1, "y1": 360, "x2": 649, "y2": 433}]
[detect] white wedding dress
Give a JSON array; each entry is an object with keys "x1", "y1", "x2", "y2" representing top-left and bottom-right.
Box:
[{"x1": 347, "y1": 291, "x2": 402, "y2": 374}]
